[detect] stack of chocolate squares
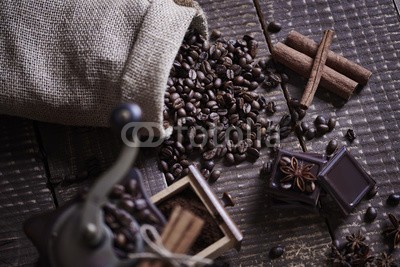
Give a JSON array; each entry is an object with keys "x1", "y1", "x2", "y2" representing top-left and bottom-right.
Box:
[{"x1": 266, "y1": 147, "x2": 376, "y2": 215}]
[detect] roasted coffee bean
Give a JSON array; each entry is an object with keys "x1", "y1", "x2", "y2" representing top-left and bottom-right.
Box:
[
  {"x1": 180, "y1": 159, "x2": 190, "y2": 167},
  {"x1": 266, "y1": 101, "x2": 276, "y2": 115},
  {"x1": 387, "y1": 193, "x2": 400, "y2": 206},
  {"x1": 175, "y1": 141, "x2": 185, "y2": 154},
  {"x1": 242, "y1": 71, "x2": 252, "y2": 80},
  {"x1": 267, "y1": 21, "x2": 282, "y2": 33},
  {"x1": 226, "y1": 69, "x2": 235, "y2": 80},
  {"x1": 225, "y1": 153, "x2": 235, "y2": 165},
  {"x1": 316, "y1": 124, "x2": 330, "y2": 135},
  {"x1": 201, "y1": 168, "x2": 211, "y2": 180},
  {"x1": 297, "y1": 108, "x2": 306, "y2": 120},
  {"x1": 127, "y1": 179, "x2": 138, "y2": 194},
  {"x1": 314, "y1": 115, "x2": 327, "y2": 126},
  {"x1": 326, "y1": 140, "x2": 338, "y2": 155},
  {"x1": 290, "y1": 110, "x2": 299, "y2": 122},
  {"x1": 134, "y1": 199, "x2": 147, "y2": 210},
  {"x1": 115, "y1": 233, "x2": 127, "y2": 248},
  {"x1": 209, "y1": 170, "x2": 221, "y2": 183},
  {"x1": 160, "y1": 160, "x2": 169, "y2": 172},
  {"x1": 216, "y1": 146, "x2": 227, "y2": 158},
  {"x1": 366, "y1": 185, "x2": 378, "y2": 199},
  {"x1": 279, "y1": 114, "x2": 292, "y2": 128},
  {"x1": 327, "y1": 117, "x2": 337, "y2": 131},
  {"x1": 346, "y1": 129, "x2": 356, "y2": 142},
  {"x1": 181, "y1": 167, "x2": 189, "y2": 177},
  {"x1": 210, "y1": 29, "x2": 222, "y2": 40},
  {"x1": 243, "y1": 102, "x2": 251, "y2": 114},
  {"x1": 269, "y1": 73, "x2": 282, "y2": 84},
  {"x1": 305, "y1": 128, "x2": 316, "y2": 140},
  {"x1": 203, "y1": 148, "x2": 218, "y2": 160},
  {"x1": 203, "y1": 160, "x2": 215, "y2": 171},
  {"x1": 171, "y1": 163, "x2": 183, "y2": 177},
  {"x1": 269, "y1": 245, "x2": 285, "y2": 259},
  {"x1": 160, "y1": 146, "x2": 173, "y2": 159},
  {"x1": 247, "y1": 147, "x2": 260, "y2": 159},
  {"x1": 237, "y1": 140, "x2": 249, "y2": 154},
  {"x1": 172, "y1": 98, "x2": 185, "y2": 110},
  {"x1": 209, "y1": 112, "x2": 219, "y2": 122},
  {"x1": 280, "y1": 126, "x2": 291, "y2": 139},
  {"x1": 120, "y1": 199, "x2": 135, "y2": 212},
  {"x1": 165, "y1": 173, "x2": 175, "y2": 184},
  {"x1": 194, "y1": 133, "x2": 206, "y2": 144},
  {"x1": 300, "y1": 122, "x2": 310, "y2": 134},
  {"x1": 294, "y1": 123, "x2": 303, "y2": 136},
  {"x1": 177, "y1": 108, "x2": 186, "y2": 117},
  {"x1": 221, "y1": 192, "x2": 235, "y2": 207},
  {"x1": 110, "y1": 184, "x2": 125, "y2": 198},
  {"x1": 258, "y1": 59, "x2": 267, "y2": 70},
  {"x1": 226, "y1": 140, "x2": 235, "y2": 153},
  {"x1": 231, "y1": 130, "x2": 239, "y2": 143},
  {"x1": 234, "y1": 153, "x2": 247, "y2": 163},
  {"x1": 365, "y1": 207, "x2": 377, "y2": 222}
]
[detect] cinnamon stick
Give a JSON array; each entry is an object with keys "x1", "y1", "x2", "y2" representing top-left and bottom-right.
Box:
[
  {"x1": 301, "y1": 30, "x2": 334, "y2": 107},
  {"x1": 139, "y1": 207, "x2": 205, "y2": 267},
  {"x1": 272, "y1": 42, "x2": 358, "y2": 100},
  {"x1": 286, "y1": 30, "x2": 372, "y2": 85}
]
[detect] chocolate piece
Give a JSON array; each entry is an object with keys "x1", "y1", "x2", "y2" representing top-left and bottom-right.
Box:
[
  {"x1": 318, "y1": 147, "x2": 376, "y2": 215},
  {"x1": 267, "y1": 149, "x2": 327, "y2": 206}
]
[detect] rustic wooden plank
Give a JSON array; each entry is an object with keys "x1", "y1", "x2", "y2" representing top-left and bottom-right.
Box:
[
  {"x1": 260, "y1": 0, "x2": 400, "y2": 261},
  {"x1": 37, "y1": 121, "x2": 167, "y2": 204},
  {"x1": 0, "y1": 116, "x2": 55, "y2": 266}
]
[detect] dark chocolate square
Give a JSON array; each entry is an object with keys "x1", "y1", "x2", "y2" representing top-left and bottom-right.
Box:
[
  {"x1": 318, "y1": 147, "x2": 376, "y2": 215},
  {"x1": 267, "y1": 149, "x2": 327, "y2": 206}
]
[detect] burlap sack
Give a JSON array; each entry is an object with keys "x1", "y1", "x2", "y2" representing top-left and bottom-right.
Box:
[{"x1": 0, "y1": 0, "x2": 207, "y2": 138}]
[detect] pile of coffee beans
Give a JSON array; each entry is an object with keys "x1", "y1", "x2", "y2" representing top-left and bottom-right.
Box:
[
  {"x1": 295, "y1": 115, "x2": 336, "y2": 141},
  {"x1": 159, "y1": 29, "x2": 285, "y2": 184},
  {"x1": 103, "y1": 177, "x2": 165, "y2": 258}
]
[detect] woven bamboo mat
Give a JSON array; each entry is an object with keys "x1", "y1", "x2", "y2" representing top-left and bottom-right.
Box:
[
  {"x1": 261, "y1": 0, "x2": 400, "y2": 259},
  {"x1": 0, "y1": 116, "x2": 55, "y2": 266}
]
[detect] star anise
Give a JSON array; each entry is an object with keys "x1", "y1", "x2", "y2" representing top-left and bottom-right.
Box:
[
  {"x1": 352, "y1": 246, "x2": 374, "y2": 267},
  {"x1": 384, "y1": 213, "x2": 400, "y2": 248},
  {"x1": 375, "y1": 252, "x2": 397, "y2": 267},
  {"x1": 345, "y1": 231, "x2": 367, "y2": 253},
  {"x1": 330, "y1": 245, "x2": 352, "y2": 267},
  {"x1": 279, "y1": 156, "x2": 316, "y2": 192}
]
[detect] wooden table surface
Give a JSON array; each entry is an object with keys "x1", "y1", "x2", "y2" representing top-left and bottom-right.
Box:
[{"x1": 1, "y1": 0, "x2": 400, "y2": 266}]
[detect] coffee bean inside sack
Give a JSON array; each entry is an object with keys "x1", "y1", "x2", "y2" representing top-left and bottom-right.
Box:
[{"x1": 159, "y1": 29, "x2": 285, "y2": 184}]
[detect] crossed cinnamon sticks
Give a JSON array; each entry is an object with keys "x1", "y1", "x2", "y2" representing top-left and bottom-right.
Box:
[
  {"x1": 272, "y1": 30, "x2": 372, "y2": 108},
  {"x1": 139, "y1": 206, "x2": 204, "y2": 267}
]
